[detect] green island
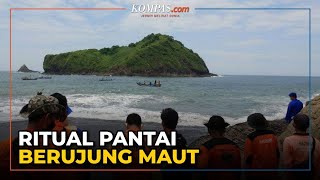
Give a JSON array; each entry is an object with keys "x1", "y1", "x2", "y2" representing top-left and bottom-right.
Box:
[{"x1": 43, "y1": 33, "x2": 215, "y2": 77}]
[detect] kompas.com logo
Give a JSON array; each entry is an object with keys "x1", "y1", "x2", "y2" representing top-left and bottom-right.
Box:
[{"x1": 131, "y1": 4, "x2": 190, "y2": 17}]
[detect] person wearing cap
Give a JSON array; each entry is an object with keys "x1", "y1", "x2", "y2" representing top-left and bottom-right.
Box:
[
  {"x1": 243, "y1": 113, "x2": 280, "y2": 180},
  {"x1": 283, "y1": 114, "x2": 320, "y2": 179},
  {"x1": 0, "y1": 94, "x2": 66, "y2": 177},
  {"x1": 285, "y1": 92, "x2": 303, "y2": 123},
  {"x1": 0, "y1": 93, "x2": 89, "y2": 179},
  {"x1": 198, "y1": 115, "x2": 241, "y2": 180},
  {"x1": 244, "y1": 113, "x2": 279, "y2": 169},
  {"x1": 19, "y1": 93, "x2": 67, "y2": 131}
]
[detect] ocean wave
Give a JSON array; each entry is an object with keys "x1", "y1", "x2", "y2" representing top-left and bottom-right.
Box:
[
  {"x1": 0, "y1": 92, "x2": 319, "y2": 126},
  {"x1": 64, "y1": 92, "x2": 292, "y2": 126},
  {"x1": 0, "y1": 93, "x2": 177, "y2": 123},
  {"x1": 210, "y1": 75, "x2": 224, "y2": 78},
  {"x1": 68, "y1": 93, "x2": 176, "y2": 108},
  {"x1": 46, "y1": 107, "x2": 287, "y2": 127}
]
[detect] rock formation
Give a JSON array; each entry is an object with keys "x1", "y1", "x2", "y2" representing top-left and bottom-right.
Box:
[{"x1": 17, "y1": 64, "x2": 37, "y2": 73}]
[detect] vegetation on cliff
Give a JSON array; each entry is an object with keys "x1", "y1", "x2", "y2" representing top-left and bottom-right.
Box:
[{"x1": 43, "y1": 33, "x2": 212, "y2": 76}]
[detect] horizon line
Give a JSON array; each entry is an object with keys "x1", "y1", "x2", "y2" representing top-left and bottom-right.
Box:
[{"x1": 2, "y1": 70, "x2": 319, "y2": 77}]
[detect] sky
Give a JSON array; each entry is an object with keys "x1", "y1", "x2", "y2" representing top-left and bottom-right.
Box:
[{"x1": 0, "y1": 0, "x2": 319, "y2": 76}]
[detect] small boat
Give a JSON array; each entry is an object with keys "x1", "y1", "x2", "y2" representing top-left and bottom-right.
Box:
[
  {"x1": 22, "y1": 76, "x2": 37, "y2": 80},
  {"x1": 99, "y1": 77, "x2": 113, "y2": 81},
  {"x1": 137, "y1": 82, "x2": 161, "y2": 87},
  {"x1": 38, "y1": 76, "x2": 52, "y2": 79}
]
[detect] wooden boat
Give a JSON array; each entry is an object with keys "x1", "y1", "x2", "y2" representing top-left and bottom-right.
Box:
[
  {"x1": 38, "y1": 76, "x2": 52, "y2": 79},
  {"x1": 137, "y1": 82, "x2": 161, "y2": 87},
  {"x1": 22, "y1": 76, "x2": 37, "y2": 80},
  {"x1": 99, "y1": 78, "x2": 113, "y2": 81}
]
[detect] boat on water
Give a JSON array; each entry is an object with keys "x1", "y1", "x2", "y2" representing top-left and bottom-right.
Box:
[
  {"x1": 137, "y1": 82, "x2": 161, "y2": 87},
  {"x1": 38, "y1": 76, "x2": 52, "y2": 79},
  {"x1": 99, "y1": 77, "x2": 113, "y2": 81},
  {"x1": 22, "y1": 76, "x2": 38, "y2": 80}
]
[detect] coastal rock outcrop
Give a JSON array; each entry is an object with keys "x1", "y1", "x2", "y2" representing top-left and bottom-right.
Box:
[{"x1": 17, "y1": 64, "x2": 37, "y2": 73}]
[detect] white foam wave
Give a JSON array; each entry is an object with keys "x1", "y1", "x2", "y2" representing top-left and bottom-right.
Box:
[
  {"x1": 68, "y1": 93, "x2": 176, "y2": 108},
  {"x1": 211, "y1": 75, "x2": 224, "y2": 78},
  {"x1": 1, "y1": 92, "x2": 318, "y2": 125},
  {"x1": 0, "y1": 97, "x2": 28, "y2": 122},
  {"x1": 0, "y1": 93, "x2": 177, "y2": 123},
  {"x1": 70, "y1": 106, "x2": 211, "y2": 126},
  {"x1": 312, "y1": 93, "x2": 320, "y2": 99}
]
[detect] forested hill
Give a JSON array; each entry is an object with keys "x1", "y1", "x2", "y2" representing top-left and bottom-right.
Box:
[{"x1": 43, "y1": 33, "x2": 214, "y2": 77}]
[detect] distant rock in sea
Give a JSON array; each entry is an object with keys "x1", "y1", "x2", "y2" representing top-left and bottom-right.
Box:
[{"x1": 17, "y1": 64, "x2": 37, "y2": 73}]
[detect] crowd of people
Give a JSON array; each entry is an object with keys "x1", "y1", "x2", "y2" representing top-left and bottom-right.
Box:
[{"x1": 0, "y1": 92, "x2": 319, "y2": 180}]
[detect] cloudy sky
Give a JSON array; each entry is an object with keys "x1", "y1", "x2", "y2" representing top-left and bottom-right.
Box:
[{"x1": 0, "y1": 0, "x2": 319, "y2": 76}]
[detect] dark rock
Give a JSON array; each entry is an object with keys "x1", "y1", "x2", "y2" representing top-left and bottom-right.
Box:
[{"x1": 17, "y1": 64, "x2": 37, "y2": 73}]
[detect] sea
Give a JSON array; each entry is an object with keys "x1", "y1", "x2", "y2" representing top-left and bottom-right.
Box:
[{"x1": 0, "y1": 71, "x2": 319, "y2": 126}]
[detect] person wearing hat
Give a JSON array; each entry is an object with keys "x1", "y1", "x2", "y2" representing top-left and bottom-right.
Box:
[
  {"x1": 198, "y1": 115, "x2": 241, "y2": 180},
  {"x1": 285, "y1": 92, "x2": 303, "y2": 123},
  {"x1": 244, "y1": 113, "x2": 279, "y2": 170},
  {"x1": 19, "y1": 93, "x2": 67, "y2": 131},
  {"x1": 0, "y1": 93, "x2": 67, "y2": 178},
  {"x1": 283, "y1": 114, "x2": 320, "y2": 179},
  {"x1": 1, "y1": 93, "x2": 90, "y2": 179}
]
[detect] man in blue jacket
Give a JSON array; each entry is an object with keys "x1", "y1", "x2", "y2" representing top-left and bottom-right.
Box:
[{"x1": 285, "y1": 92, "x2": 303, "y2": 123}]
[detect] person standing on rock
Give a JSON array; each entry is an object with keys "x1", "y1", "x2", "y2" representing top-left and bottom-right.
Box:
[{"x1": 285, "y1": 92, "x2": 303, "y2": 123}]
